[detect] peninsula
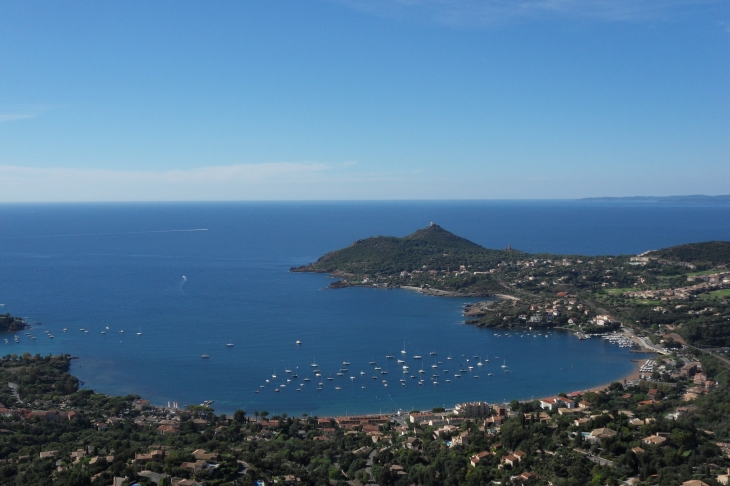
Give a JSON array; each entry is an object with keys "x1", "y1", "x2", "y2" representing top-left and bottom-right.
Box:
[{"x1": 293, "y1": 224, "x2": 730, "y2": 347}]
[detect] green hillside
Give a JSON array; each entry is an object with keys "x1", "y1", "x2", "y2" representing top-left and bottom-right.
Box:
[
  {"x1": 649, "y1": 241, "x2": 730, "y2": 266},
  {"x1": 292, "y1": 224, "x2": 515, "y2": 275}
]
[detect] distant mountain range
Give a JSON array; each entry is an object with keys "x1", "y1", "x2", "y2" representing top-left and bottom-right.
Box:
[{"x1": 580, "y1": 195, "x2": 730, "y2": 204}]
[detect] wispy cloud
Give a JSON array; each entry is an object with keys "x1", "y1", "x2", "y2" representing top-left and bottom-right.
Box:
[
  {"x1": 336, "y1": 0, "x2": 718, "y2": 27},
  {"x1": 0, "y1": 113, "x2": 37, "y2": 123},
  {"x1": 0, "y1": 104, "x2": 64, "y2": 123},
  {"x1": 0, "y1": 162, "x2": 412, "y2": 202},
  {"x1": 1, "y1": 160, "x2": 727, "y2": 202}
]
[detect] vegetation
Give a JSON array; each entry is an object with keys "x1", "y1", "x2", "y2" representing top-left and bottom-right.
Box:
[
  {"x1": 294, "y1": 225, "x2": 730, "y2": 348},
  {"x1": 648, "y1": 241, "x2": 730, "y2": 267},
  {"x1": 1, "y1": 349, "x2": 729, "y2": 485},
  {"x1": 0, "y1": 314, "x2": 28, "y2": 333}
]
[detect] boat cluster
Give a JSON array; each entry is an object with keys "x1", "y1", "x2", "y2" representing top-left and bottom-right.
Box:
[
  {"x1": 600, "y1": 334, "x2": 635, "y2": 348},
  {"x1": 639, "y1": 359, "x2": 656, "y2": 373},
  {"x1": 493, "y1": 330, "x2": 552, "y2": 339},
  {"x1": 254, "y1": 344, "x2": 512, "y2": 395}
]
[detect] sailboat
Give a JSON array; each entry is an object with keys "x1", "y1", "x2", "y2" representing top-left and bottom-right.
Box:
[
  {"x1": 401, "y1": 341, "x2": 407, "y2": 354},
  {"x1": 501, "y1": 359, "x2": 507, "y2": 368}
]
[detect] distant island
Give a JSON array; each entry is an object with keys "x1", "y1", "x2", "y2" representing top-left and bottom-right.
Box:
[
  {"x1": 293, "y1": 224, "x2": 730, "y2": 347},
  {"x1": 580, "y1": 195, "x2": 730, "y2": 204}
]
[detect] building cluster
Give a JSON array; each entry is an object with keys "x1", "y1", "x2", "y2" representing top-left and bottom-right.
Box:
[{"x1": 624, "y1": 278, "x2": 729, "y2": 301}]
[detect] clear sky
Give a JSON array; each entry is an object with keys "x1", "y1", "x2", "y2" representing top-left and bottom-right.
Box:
[{"x1": 1, "y1": 1, "x2": 728, "y2": 201}]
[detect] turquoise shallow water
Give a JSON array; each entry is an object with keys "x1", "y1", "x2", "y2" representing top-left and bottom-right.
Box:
[{"x1": 1, "y1": 201, "x2": 728, "y2": 416}]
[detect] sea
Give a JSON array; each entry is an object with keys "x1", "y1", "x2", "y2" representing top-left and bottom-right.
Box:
[{"x1": 1, "y1": 200, "x2": 729, "y2": 417}]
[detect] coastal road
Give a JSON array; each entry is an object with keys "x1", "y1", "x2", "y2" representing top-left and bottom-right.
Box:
[{"x1": 623, "y1": 329, "x2": 667, "y2": 355}]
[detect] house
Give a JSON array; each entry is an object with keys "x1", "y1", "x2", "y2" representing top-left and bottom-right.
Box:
[
  {"x1": 515, "y1": 472, "x2": 539, "y2": 483},
  {"x1": 181, "y1": 459, "x2": 208, "y2": 472},
  {"x1": 405, "y1": 437, "x2": 422, "y2": 451},
  {"x1": 39, "y1": 451, "x2": 57, "y2": 459},
  {"x1": 502, "y1": 454, "x2": 520, "y2": 467},
  {"x1": 134, "y1": 399, "x2": 151, "y2": 410},
  {"x1": 135, "y1": 450, "x2": 164, "y2": 465},
  {"x1": 589, "y1": 428, "x2": 617, "y2": 443},
  {"x1": 454, "y1": 401, "x2": 490, "y2": 418},
  {"x1": 450, "y1": 431, "x2": 469, "y2": 447},
  {"x1": 643, "y1": 435, "x2": 668, "y2": 446},
  {"x1": 681, "y1": 362, "x2": 700, "y2": 377},
  {"x1": 469, "y1": 451, "x2": 491, "y2": 467},
  {"x1": 513, "y1": 450, "x2": 527, "y2": 461},
  {"x1": 157, "y1": 424, "x2": 180, "y2": 435},
  {"x1": 540, "y1": 398, "x2": 560, "y2": 411},
  {"x1": 631, "y1": 447, "x2": 645, "y2": 455},
  {"x1": 192, "y1": 449, "x2": 217, "y2": 461},
  {"x1": 171, "y1": 479, "x2": 203, "y2": 486},
  {"x1": 409, "y1": 411, "x2": 435, "y2": 424},
  {"x1": 433, "y1": 425, "x2": 458, "y2": 440},
  {"x1": 717, "y1": 467, "x2": 730, "y2": 485},
  {"x1": 647, "y1": 389, "x2": 660, "y2": 400}
]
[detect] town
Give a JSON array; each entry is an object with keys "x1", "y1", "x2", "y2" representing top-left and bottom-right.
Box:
[{"x1": 1, "y1": 337, "x2": 729, "y2": 486}]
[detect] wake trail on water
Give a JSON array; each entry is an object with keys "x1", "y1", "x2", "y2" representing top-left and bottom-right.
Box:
[{"x1": 0, "y1": 228, "x2": 209, "y2": 240}]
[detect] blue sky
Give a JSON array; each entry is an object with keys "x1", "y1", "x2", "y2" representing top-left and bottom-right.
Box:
[{"x1": 1, "y1": 0, "x2": 728, "y2": 201}]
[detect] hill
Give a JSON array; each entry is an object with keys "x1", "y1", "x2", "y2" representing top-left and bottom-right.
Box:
[
  {"x1": 0, "y1": 314, "x2": 28, "y2": 332},
  {"x1": 648, "y1": 241, "x2": 730, "y2": 267},
  {"x1": 292, "y1": 223, "x2": 516, "y2": 275}
]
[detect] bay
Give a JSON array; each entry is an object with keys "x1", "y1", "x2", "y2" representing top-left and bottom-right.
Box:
[{"x1": 0, "y1": 200, "x2": 728, "y2": 416}]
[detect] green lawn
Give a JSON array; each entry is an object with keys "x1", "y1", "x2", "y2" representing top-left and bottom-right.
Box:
[
  {"x1": 699, "y1": 288, "x2": 730, "y2": 301},
  {"x1": 686, "y1": 269, "x2": 722, "y2": 277},
  {"x1": 604, "y1": 287, "x2": 639, "y2": 295}
]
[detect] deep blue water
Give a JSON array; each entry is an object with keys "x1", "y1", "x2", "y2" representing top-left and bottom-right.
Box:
[{"x1": 0, "y1": 201, "x2": 728, "y2": 416}]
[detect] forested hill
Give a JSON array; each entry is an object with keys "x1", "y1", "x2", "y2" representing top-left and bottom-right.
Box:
[
  {"x1": 648, "y1": 241, "x2": 730, "y2": 267},
  {"x1": 291, "y1": 224, "x2": 518, "y2": 275},
  {"x1": 0, "y1": 314, "x2": 28, "y2": 332}
]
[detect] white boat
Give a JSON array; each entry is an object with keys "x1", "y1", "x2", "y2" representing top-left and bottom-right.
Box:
[
  {"x1": 501, "y1": 359, "x2": 507, "y2": 368},
  {"x1": 296, "y1": 340, "x2": 302, "y2": 345},
  {"x1": 335, "y1": 387, "x2": 341, "y2": 390},
  {"x1": 401, "y1": 341, "x2": 407, "y2": 354},
  {"x1": 136, "y1": 332, "x2": 142, "y2": 336},
  {"x1": 226, "y1": 342, "x2": 234, "y2": 347},
  {"x1": 342, "y1": 361, "x2": 350, "y2": 365},
  {"x1": 488, "y1": 373, "x2": 494, "y2": 376},
  {"x1": 201, "y1": 355, "x2": 209, "y2": 359},
  {"x1": 63, "y1": 328, "x2": 67, "y2": 332}
]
